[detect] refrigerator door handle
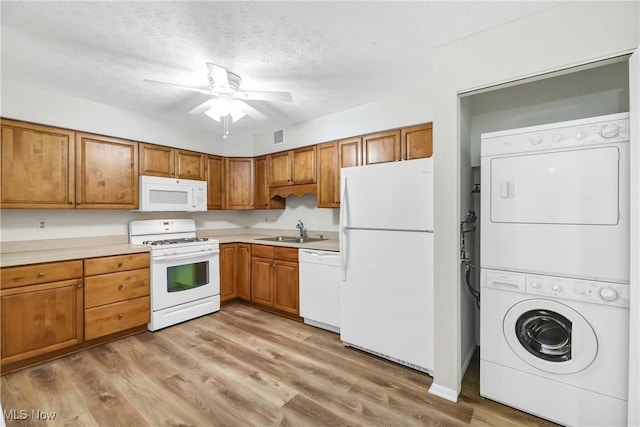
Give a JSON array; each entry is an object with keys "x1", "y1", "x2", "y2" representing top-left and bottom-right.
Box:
[
  {"x1": 341, "y1": 228, "x2": 348, "y2": 281},
  {"x1": 340, "y1": 176, "x2": 348, "y2": 281}
]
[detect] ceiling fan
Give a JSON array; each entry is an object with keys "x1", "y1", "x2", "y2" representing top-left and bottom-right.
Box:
[{"x1": 145, "y1": 63, "x2": 293, "y2": 135}]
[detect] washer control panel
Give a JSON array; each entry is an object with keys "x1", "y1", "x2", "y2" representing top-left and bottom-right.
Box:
[
  {"x1": 526, "y1": 274, "x2": 629, "y2": 308},
  {"x1": 481, "y1": 268, "x2": 630, "y2": 308}
]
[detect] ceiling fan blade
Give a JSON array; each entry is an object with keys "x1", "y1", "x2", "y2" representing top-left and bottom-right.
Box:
[
  {"x1": 206, "y1": 63, "x2": 229, "y2": 88},
  {"x1": 236, "y1": 90, "x2": 293, "y2": 102},
  {"x1": 234, "y1": 100, "x2": 267, "y2": 121},
  {"x1": 188, "y1": 98, "x2": 215, "y2": 115},
  {"x1": 144, "y1": 79, "x2": 211, "y2": 95}
]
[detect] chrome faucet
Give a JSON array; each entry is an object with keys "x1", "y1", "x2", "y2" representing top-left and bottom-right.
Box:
[{"x1": 296, "y1": 220, "x2": 306, "y2": 239}]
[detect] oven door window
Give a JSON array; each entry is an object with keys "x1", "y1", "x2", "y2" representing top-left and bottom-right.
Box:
[{"x1": 167, "y1": 261, "x2": 209, "y2": 292}]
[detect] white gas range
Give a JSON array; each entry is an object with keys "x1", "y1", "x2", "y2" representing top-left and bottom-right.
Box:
[{"x1": 129, "y1": 219, "x2": 220, "y2": 331}]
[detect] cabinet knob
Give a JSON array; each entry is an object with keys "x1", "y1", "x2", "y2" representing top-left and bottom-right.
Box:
[
  {"x1": 77, "y1": 201, "x2": 82, "y2": 205},
  {"x1": 118, "y1": 314, "x2": 124, "y2": 319},
  {"x1": 272, "y1": 263, "x2": 276, "y2": 268},
  {"x1": 38, "y1": 272, "x2": 45, "y2": 277},
  {"x1": 77, "y1": 284, "x2": 83, "y2": 288},
  {"x1": 118, "y1": 284, "x2": 124, "y2": 290},
  {"x1": 68, "y1": 201, "x2": 74, "y2": 205},
  {"x1": 117, "y1": 262, "x2": 123, "y2": 268}
]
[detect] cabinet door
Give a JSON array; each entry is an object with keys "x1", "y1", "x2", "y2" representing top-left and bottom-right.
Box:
[
  {"x1": 1, "y1": 279, "x2": 83, "y2": 365},
  {"x1": 316, "y1": 142, "x2": 339, "y2": 208},
  {"x1": 1, "y1": 120, "x2": 75, "y2": 208},
  {"x1": 251, "y1": 257, "x2": 274, "y2": 306},
  {"x1": 219, "y1": 243, "x2": 237, "y2": 302},
  {"x1": 362, "y1": 130, "x2": 401, "y2": 165},
  {"x1": 254, "y1": 156, "x2": 270, "y2": 209},
  {"x1": 76, "y1": 133, "x2": 139, "y2": 209},
  {"x1": 291, "y1": 146, "x2": 317, "y2": 184},
  {"x1": 268, "y1": 151, "x2": 291, "y2": 187},
  {"x1": 225, "y1": 158, "x2": 254, "y2": 209},
  {"x1": 176, "y1": 149, "x2": 205, "y2": 180},
  {"x1": 236, "y1": 244, "x2": 251, "y2": 300},
  {"x1": 339, "y1": 137, "x2": 361, "y2": 169},
  {"x1": 139, "y1": 143, "x2": 174, "y2": 177},
  {"x1": 402, "y1": 123, "x2": 433, "y2": 160},
  {"x1": 273, "y1": 260, "x2": 299, "y2": 315},
  {"x1": 207, "y1": 155, "x2": 225, "y2": 210}
]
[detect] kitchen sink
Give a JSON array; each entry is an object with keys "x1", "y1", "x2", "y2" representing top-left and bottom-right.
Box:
[{"x1": 255, "y1": 236, "x2": 327, "y2": 244}]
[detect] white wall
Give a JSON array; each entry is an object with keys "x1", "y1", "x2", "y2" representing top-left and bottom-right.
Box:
[
  {"x1": 430, "y1": 0, "x2": 639, "y2": 403},
  {"x1": 0, "y1": 194, "x2": 338, "y2": 242},
  {"x1": 0, "y1": 81, "x2": 254, "y2": 155},
  {"x1": 252, "y1": 87, "x2": 433, "y2": 155}
]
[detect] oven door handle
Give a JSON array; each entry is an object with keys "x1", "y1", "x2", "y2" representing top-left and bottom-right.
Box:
[{"x1": 153, "y1": 250, "x2": 219, "y2": 262}]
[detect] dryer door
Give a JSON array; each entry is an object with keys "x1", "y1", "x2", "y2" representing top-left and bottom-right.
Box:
[{"x1": 503, "y1": 299, "x2": 598, "y2": 374}]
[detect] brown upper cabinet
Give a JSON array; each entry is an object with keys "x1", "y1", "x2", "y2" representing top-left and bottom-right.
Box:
[
  {"x1": 75, "y1": 133, "x2": 139, "y2": 209},
  {"x1": 206, "y1": 155, "x2": 225, "y2": 210},
  {"x1": 316, "y1": 137, "x2": 361, "y2": 208},
  {"x1": 362, "y1": 123, "x2": 433, "y2": 165},
  {"x1": 268, "y1": 146, "x2": 317, "y2": 187},
  {"x1": 254, "y1": 156, "x2": 285, "y2": 210},
  {"x1": 1, "y1": 120, "x2": 76, "y2": 208},
  {"x1": 139, "y1": 143, "x2": 205, "y2": 181},
  {"x1": 0, "y1": 120, "x2": 138, "y2": 209},
  {"x1": 225, "y1": 157, "x2": 254, "y2": 210},
  {"x1": 401, "y1": 123, "x2": 433, "y2": 160}
]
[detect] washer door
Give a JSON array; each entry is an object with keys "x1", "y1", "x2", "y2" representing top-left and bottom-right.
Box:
[{"x1": 503, "y1": 299, "x2": 598, "y2": 374}]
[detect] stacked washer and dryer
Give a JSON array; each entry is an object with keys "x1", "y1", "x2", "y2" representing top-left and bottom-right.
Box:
[{"x1": 479, "y1": 113, "x2": 631, "y2": 426}]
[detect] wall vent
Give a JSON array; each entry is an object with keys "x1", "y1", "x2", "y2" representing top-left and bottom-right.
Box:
[{"x1": 273, "y1": 129, "x2": 285, "y2": 145}]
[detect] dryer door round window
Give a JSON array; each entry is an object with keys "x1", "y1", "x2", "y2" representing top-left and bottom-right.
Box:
[{"x1": 503, "y1": 299, "x2": 598, "y2": 374}]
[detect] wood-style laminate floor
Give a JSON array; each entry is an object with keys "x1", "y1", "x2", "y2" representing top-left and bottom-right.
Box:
[{"x1": 1, "y1": 303, "x2": 557, "y2": 426}]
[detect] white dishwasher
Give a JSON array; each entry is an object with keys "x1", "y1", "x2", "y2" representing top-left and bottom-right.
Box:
[{"x1": 299, "y1": 249, "x2": 341, "y2": 333}]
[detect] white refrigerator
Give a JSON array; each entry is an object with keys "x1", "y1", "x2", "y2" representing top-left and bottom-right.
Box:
[{"x1": 340, "y1": 157, "x2": 434, "y2": 374}]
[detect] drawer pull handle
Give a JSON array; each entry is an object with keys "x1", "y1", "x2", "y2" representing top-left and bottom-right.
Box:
[
  {"x1": 38, "y1": 272, "x2": 45, "y2": 277},
  {"x1": 118, "y1": 314, "x2": 124, "y2": 319},
  {"x1": 118, "y1": 284, "x2": 124, "y2": 290},
  {"x1": 117, "y1": 262, "x2": 123, "y2": 268},
  {"x1": 77, "y1": 284, "x2": 82, "y2": 288}
]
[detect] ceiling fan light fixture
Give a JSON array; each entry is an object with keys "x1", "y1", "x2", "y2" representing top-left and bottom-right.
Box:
[
  {"x1": 204, "y1": 97, "x2": 233, "y2": 121},
  {"x1": 230, "y1": 103, "x2": 246, "y2": 122}
]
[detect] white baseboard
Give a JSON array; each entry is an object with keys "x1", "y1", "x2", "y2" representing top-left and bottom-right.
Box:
[{"x1": 428, "y1": 383, "x2": 459, "y2": 402}]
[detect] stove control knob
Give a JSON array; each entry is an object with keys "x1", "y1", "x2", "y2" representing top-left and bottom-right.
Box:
[
  {"x1": 599, "y1": 287, "x2": 619, "y2": 302},
  {"x1": 574, "y1": 286, "x2": 585, "y2": 295},
  {"x1": 575, "y1": 130, "x2": 587, "y2": 140},
  {"x1": 530, "y1": 136, "x2": 542, "y2": 145},
  {"x1": 163, "y1": 250, "x2": 171, "y2": 256},
  {"x1": 552, "y1": 134, "x2": 563, "y2": 143},
  {"x1": 172, "y1": 250, "x2": 178, "y2": 255},
  {"x1": 600, "y1": 124, "x2": 620, "y2": 139},
  {"x1": 551, "y1": 283, "x2": 563, "y2": 292}
]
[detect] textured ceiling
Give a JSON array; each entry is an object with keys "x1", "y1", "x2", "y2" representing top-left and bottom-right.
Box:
[{"x1": 1, "y1": 1, "x2": 560, "y2": 137}]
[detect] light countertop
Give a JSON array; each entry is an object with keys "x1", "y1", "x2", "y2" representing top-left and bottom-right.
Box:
[{"x1": 1, "y1": 229, "x2": 339, "y2": 268}]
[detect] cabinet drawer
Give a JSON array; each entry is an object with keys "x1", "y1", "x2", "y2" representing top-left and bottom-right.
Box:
[
  {"x1": 274, "y1": 247, "x2": 298, "y2": 262},
  {"x1": 1, "y1": 260, "x2": 83, "y2": 289},
  {"x1": 252, "y1": 244, "x2": 275, "y2": 259},
  {"x1": 85, "y1": 296, "x2": 150, "y2": 340},
  {"x1": 84, "y1": 269, "x2": 150, "y2": 308},
  {"x1": 84, "y1": 253, "x2": 149, "y2": 276}
]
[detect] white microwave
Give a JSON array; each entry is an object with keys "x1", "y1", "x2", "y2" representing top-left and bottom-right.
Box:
[{"x1": 139, "y1": 176, "x2": 207, "y2": 212}]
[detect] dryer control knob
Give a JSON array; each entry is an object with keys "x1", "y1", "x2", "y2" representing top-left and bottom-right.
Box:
[
  {"x1": 600, "y1": 124, "x2": 621, "y2": 139},
  {"x1": 551, "y1": 283, "x2": 563, "y2": 292},
  {"x1": 599, "y1": 287, "x2": 619, "y2": 302},
  {"x1": 575, "y1": 130, "x2": 588, "y2": 140}
]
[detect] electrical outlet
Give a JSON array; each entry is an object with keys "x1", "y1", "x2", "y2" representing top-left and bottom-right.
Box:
[{"x1": 37, "y1": 218, "x2": 47, "y2": 231}]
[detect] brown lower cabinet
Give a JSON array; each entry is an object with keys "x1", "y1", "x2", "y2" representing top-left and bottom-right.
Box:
[
  {"x1": 0, "y1": 253, "x2": 150, "y2": 374},
  {"x1": 219, "y1": 243, "x2": 251, "y2": 303},
  {"x1": 251, "y1": 244, "x2": 299, "y2": 316}
]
